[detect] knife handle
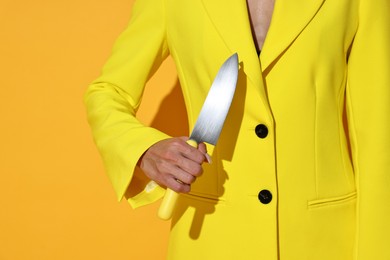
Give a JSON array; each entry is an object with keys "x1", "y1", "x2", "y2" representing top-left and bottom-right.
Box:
[{"x1": 158, "y1": 139, "x2": 198, "y2": 220}]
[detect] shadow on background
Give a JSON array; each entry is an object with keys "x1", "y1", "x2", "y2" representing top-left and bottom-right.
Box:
[{"x1": 149, "y1": 80, "x2": 189, "y2": 137}]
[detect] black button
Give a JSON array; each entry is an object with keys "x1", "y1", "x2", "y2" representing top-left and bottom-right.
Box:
[
  {"x1": 258, "y1": 190, "x2": 272, "y2": 204},
  {"x1": 255, "y1": 124, "x2": 268, "y2": 138}
]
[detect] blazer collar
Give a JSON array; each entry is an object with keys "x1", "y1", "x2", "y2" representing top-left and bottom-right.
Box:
[
  {"x1": 201, "y1": 0, "x2": 262, "y2": 89},
  {"x1": 261, "y1": 0, "x2": 326, "y2": 71},
  {"x1": 201, "y1": 0, "x2": 326, "y2": 75}
]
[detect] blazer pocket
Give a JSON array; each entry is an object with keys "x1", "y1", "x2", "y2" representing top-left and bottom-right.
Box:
[
  {"x1": 182, "y1": 192, "x2": 224, "y2": 205},
  {"x1": 307, "y1": 191, "x2": 357, "y2": 210}
]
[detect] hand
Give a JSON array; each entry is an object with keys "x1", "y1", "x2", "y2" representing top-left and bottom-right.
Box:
[{"x1": 139, "y1": 137, "x2": 209, "y2": 193}]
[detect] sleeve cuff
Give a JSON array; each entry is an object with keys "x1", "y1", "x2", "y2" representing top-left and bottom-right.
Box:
[{"x1": 126, "y1": 180, "x2": 166, "y2": 208}]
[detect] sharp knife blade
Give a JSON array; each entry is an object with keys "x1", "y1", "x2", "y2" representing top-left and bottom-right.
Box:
[
  {"x1": 158, "y1": 53, "x2": 239, "y2": 220},
  {"x1": 190, "y1": 53, "x2": 239, "y2": 145}
]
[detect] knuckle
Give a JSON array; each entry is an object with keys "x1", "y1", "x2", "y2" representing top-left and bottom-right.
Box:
[
  {"x1": 163, "y1": 150, "x2": 176, "y2": 161},
  {"x1": 180, "y1": 185, "x2": 191, "y2": 193},
  {"x1": 198, "y1": 142, "x2": 207, "y2": 153},
  {"x1": 171, "y1": 138, "x2": 185, "y2": 149},
  {"x1": 169, "y1": 178, "x2": 191, "y2": 193},
  {"x1": 191, "y1": 151, "x2": 205, "y2": 164},
  {"x1": 158, "y1": 160, "x2": 171, "y2": 172},
  {"x1": 169, "y1": 180, "x2": 182, "y2": 192},
  {"x1": 197, "y1": 154, "x2": 206, "y2": 164},
  {"x1": 190, "y1": 164, "x2": 203, "y2": 176},
  {"x1": 184, "y1": 174, "x2": 196, "y2": 184},
  {"x1": 197, "y1": 166, "x2": 204, "y2": 176}
]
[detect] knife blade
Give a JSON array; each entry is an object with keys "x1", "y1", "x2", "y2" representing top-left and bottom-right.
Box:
[{"x1": 158, "y1": 53, "x2": 239, "y2": 220}]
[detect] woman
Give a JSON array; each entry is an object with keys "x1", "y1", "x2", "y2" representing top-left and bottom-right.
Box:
[{"x1": 84, "y1": 0, "x2": 390, "y2": 258}]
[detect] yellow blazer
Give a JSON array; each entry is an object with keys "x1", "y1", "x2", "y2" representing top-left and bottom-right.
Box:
[{"x1": 85, "y1": 0, "x2": 390, "y2": 259}]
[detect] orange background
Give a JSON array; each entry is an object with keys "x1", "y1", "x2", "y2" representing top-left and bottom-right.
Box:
[{"x1": 0, "y1": 1, "x2": 187, "y2": 259}]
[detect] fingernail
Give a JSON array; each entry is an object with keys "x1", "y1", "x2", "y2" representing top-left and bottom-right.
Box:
[{"x1": 205, "y1": 153, "x2": 212, "y2": 164}]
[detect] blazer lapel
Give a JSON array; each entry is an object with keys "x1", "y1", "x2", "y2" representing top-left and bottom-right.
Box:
[
  {"x1": 201, "y1": 0, "x2": 264, "y2": 91},
  {"x1": 201, "y1": 0, "x2": 325, "y2": 109},
  {"x1": 261, "y1": 0, "x2": 326, "y2": 72}
]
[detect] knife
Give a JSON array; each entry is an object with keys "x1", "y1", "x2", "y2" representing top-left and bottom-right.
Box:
[{"x1": 158, "y1": 53, "x2": 239, "y2": 220}]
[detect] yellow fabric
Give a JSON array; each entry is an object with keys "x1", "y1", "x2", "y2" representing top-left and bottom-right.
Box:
[{"x1": 84, "y1": 0, "x2": 390, "y2": 259}]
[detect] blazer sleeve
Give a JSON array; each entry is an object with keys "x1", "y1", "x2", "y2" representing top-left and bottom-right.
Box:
[
  {"x1": 346, "y1": 0, "x2": 390, "y2": 258},
  {"x1": 84, "y1": 0, "x2": 170, "y2": 208}
]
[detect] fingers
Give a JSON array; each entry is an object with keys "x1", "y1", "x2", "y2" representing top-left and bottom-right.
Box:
[
  {"x1": 178, "y1": 137, "x2": 207, "y2": 163},
  {"x1": 152, "y1": 161, "x2": 195, "y2": 193},
  {"x1": 197, "y1": 142, "x2": 212, "y2": 163},
  {"x1": 197, "y1": 142, "x2": 207, "y2": 154},
  {"x1": 139, "y1": 137, "x2": 210, "y2": 193},
  {"x1": 179, "y1": 137, "x2": 210, "y2": 164},
  {"x1": 166, "y1": 177, "x2": 191, "y2": 193}
]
